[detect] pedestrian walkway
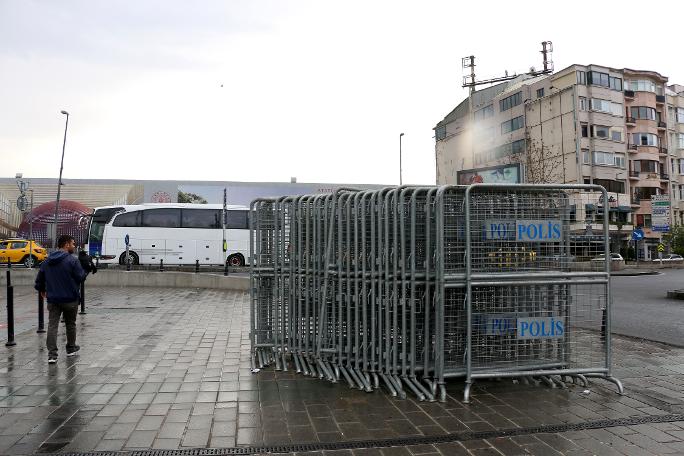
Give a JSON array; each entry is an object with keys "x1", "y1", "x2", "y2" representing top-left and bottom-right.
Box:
[{"x1": 0, "y1": 286, "x2": 683, "y2": 455}]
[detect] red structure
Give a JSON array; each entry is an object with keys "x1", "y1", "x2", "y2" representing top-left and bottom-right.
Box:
[{"x1": 17, "y1": 200, "x2": 91, "y2": 247}]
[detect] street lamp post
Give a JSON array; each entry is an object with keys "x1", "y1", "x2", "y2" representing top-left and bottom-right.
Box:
[
  {"x1": 53, "y1": 110, "x2": 69, "y2": 249},
  {"x1": 399, "y1": 133, "x2": 404, "y2": 186}
]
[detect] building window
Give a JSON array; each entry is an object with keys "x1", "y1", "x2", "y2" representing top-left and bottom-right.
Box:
[
  {"x1": 632, "y1": 132, "x2": 659, "y2": 147},
  {"x1": 536, "y1": 88, "x2": 544, "y2": 98},
  {"x1": 586, "y1": 71, "x2": 623, "y2": 91},
  {"x1": 593, "y1": 125, "x2": 610, "y2": 139},
  {"x1": 680, "y1": 159, "x2": 684, "y2": 175},
  {"x1": 625, "y1": 80, "x2": 663, "y2": 95},
  {"x1": 501, "y1": 116, "x2": 524, "y2": 134},
  {"x1": 474, "y1": 104, "x2": 494, "y2": 121},
  {"x1": 609, "y1": 76, "x2": 623, "y2": 91},
  {"x1": 582, "y1": 149, "x2": 590, "y2": 164},
  {"x1": 611, "y1": 127, "x2": 623, "y2": 142},
  {"x1": 581, "y1": 123, "x2": 588, "y2": 138},
  {"x1": 499, "y1": 92, "x2": 522, "y2": 112},
  {"x1": 593, "y1": 151, "x2": 615, "y2": 166},
  {"x1": 577, "y1": 71, "x2": 586, "y2": 85},
  {"x1": 614, "y1": 154, "x2": 625, "y2": 168},
  {"x1": 633, "y1": 160, "x2": 659, "y2": 173},
  {"x1": 677, "y1": 108, "x2": 684, "y2": 123},
  {"x1": 579, "y1": 96, "x2": 587, "y2": 110},
  {"x1": 630, "y1": 106, "x2": 657, "y2": 121},
  {"x1": 679, "y1": 134, "x2": 684, "y2": 149},
  {"x1": 593, "y1": 178, "x2": 625, "y2": 193},
  {"x1": 590, "y1": 98, "x2": 623, "y2": 116}
]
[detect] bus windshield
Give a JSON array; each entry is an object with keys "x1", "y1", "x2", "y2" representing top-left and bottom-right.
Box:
[{"x1": 88, "y1": 207, "x2": 123, "y2": 256}]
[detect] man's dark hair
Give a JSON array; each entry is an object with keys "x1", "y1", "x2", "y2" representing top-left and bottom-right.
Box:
[{"x1": 57, "y1": 234, "x2": 75, "y2": 248}]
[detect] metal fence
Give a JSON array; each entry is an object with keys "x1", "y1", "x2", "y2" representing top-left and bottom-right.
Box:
[{"x1": 250, "y1": 184, "x2": 624, "y2": 403}]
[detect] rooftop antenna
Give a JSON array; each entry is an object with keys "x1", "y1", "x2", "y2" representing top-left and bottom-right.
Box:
[{"x1": 461, "y1": 41, "x2": 554, "y2": 91}]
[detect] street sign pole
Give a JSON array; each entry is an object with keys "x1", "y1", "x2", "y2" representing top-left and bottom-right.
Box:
[{"x1": 222, "y1": 188, "x2": 227, "y2": 267}]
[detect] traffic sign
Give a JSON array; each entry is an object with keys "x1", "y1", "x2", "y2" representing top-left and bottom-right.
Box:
[
  {"x1": 657, "y1": 243, "x2": 665, "y2": 253},
  {"x1": 125, "y1": 234, "x2": 130, "y2": 246},
  {"x1": 631, "y1": 229, "x2": 644, "y2": 241}
]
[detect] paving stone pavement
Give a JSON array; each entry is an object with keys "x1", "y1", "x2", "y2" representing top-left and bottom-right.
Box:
[{"x1": 0, "y1": 285, "x2": 682, "y2": 455}]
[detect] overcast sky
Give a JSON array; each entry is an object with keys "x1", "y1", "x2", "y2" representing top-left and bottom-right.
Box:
[{"x1": 1, "y1": 0, "x2": 682, "y2": 186}]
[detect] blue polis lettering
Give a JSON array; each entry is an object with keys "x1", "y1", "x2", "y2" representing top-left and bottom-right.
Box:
[
  {"x1": 517, "y1": 221, "x2": 561, "y2": 241},
  {"x1": 518, "y1": 318, "x2": 564, "y2": 338}
]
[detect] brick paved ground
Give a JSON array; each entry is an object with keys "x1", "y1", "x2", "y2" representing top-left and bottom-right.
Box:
[{"x1": 0, "y1": 285, "x2": 682, "y2": 455}]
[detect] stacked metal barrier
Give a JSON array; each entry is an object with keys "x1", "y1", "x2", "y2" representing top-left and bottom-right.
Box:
[{"x1": 250, "y1": 185, "x2": 624, "y2": 403}]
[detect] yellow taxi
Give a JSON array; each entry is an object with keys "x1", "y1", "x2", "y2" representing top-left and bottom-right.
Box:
[{"x1": 0, "y1": 239, "x2": 48, "y2": 268}]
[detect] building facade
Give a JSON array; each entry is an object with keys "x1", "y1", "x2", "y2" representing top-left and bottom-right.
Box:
[{"x1": 435, "y1": 64, "x2": 683, "y2": 260}]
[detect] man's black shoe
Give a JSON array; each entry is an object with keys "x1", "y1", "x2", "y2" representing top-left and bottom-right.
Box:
[{"x1": 66, "y1": 345, "x2": 80, "y2": 356}]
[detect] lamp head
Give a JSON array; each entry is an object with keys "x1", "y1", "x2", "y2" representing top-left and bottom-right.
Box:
[{"x1": 61, "y1": 110, "x2": 69, "y2": 115}]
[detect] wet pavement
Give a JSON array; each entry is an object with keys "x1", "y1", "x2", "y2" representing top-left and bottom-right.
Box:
[{"x1": 0, "y1": 285, "x2": 682, "y2": 455}]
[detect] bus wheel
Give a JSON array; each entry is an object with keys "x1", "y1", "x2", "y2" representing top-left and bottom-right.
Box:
[
  {"x1": 119, "y1": 251, "x2": 140, "y2": 265},
  {"x1": 227, "y1": 254, "x2": 245, "y2": 267}
]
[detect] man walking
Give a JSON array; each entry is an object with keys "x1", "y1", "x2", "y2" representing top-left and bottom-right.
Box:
[{"x1": 35, "y1": 234, "x2": 89, "y2": 364}]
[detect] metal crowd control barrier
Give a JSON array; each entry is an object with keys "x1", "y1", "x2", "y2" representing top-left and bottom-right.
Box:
[{"x1": 250, "y1": 184, "x2": 624, "y2": 403}]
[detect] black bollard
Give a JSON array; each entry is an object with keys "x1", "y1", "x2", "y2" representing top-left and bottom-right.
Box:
[
  {"x1": 79, "y1": 282, "x2": 86, "y2": 315},
  {"x1": 224, "y1": 261, "x2": 228, "y2": 276},
  {"x1": 160, "y1": 259, "x2": 164, "y2": 272},
  {"x1": 7, "y1": 258, "x2": 10, "y2": 269},
  {"x1": 195, "y1": 260, "x2": 199, "y2": 273},
  {"x1": 37, "y1": 292, "x2": 45, "y2": 333},
  {"x1": 126, "y1": 255, "x2": 131, "y2": 272},
  {"x1": 6, "y1": 270, "x2": 15, "y2": 346},
  {"x1": 95, "y1": 257, "x2": 100, "y2": 268}
]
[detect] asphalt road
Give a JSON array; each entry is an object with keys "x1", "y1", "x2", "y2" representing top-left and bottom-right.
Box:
[{"x1": 611, "y1": 269, "x2": 684, "y2": 347}]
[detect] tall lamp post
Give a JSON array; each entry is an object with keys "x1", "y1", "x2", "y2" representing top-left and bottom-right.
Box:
[
  {"x1": 399, "y1": 132, "x2": 404, "y2": 186},
  {"x1": 53, "y1": 110, "x2": 69, "y2": 249}
]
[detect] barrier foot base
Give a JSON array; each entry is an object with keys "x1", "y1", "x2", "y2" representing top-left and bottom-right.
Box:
[
  {"x1": 438, "y1": 383, "x2": 447, "y2": 403},
  {"x1": 401, "y1": 376, "x2": 425, "y2": 401},
  {"x1": 5, "y1": 341, "x2": 16, "y2": 347},
  {"x1": 605, "y1": 376, "x2": 625, "y2": 395},
  {"x1": 37, "y1": 329, "x2": 45, "y2": 334},
  {"x1": 379, "y1": 374, "x2": 397, "y2": 397},
  {"x1": 463, "y1": 381, "x2": 472, "y2": 404}
]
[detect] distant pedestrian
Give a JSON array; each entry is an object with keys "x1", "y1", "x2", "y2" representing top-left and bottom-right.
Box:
[{"x1": 35, "y1": 235, "x2": 93, "y2": 363}]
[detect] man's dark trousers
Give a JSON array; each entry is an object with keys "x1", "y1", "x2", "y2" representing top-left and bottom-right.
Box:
[{"x1": 47, "y1": 301, "x2": 79, "y2": 357}]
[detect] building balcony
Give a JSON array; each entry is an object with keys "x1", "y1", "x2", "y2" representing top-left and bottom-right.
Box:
[
  {"x1": 658, "y1": 121, "x2": 667, "y2": 129},
  {"x1": 624, "y1": 90, "x2": 635, "y2": 99},
  {"x1": 629, "y1": 170, "x2": 640, "y2": 179},
  {"x1": 659, "y1": 146, "x2": 668, "y2": 156},
  {"x1": 656, "y1": 95, "x2": 666, "y2": 104},
  {"x1": 661, "y1": 173, "x2": 670, "y2": 181},
  {"x1": 628, "y1": 144, "x2": 638, "y2": 151},
  {"x1": 631, "y1": 197, "x2": 641, "y2": 206},
  {"x1": 626, "y1": 117, "x2": 636, "y2": 126}
]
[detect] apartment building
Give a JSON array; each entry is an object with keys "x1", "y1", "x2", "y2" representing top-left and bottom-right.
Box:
[
  {"x1": 434, "y1": 64, "x2": 681, "y2": 259},
  {"x1": 667, "y1": 84, "x2": 684, "y2": 226}
]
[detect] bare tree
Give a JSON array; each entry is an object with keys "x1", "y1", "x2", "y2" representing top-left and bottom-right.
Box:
[{"x1": 504, "y1": 132, "x2": 565, "y2": 184}]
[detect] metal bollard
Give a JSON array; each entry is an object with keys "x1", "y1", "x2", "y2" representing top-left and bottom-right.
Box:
[
  {"x1": 224, "y1": 261, "x2": 228, "y2": 276},
  {"x1": 7, "y1": 258, "x2": 10, "y2": 269},
  {"x1": 95, "y1": 257, "x2": 100, "y2": 268},
  {"x1": 6, "y1": 271, "x2": 15, "y2": 346},
  {"x1": 160, "y1": 259, "x2": 164, "y2": 272},
  {"x1": 195, "y1": 260, "x2": 199, "y2": 273},
  {"x1": 37, "y1": 292, "x2": 45, "y2": 333},
  {"x1": 79, "y1": 281, "x2": 86, "y2": 315},
  {"x1": 126, "y1": 256, "x2": 131, "y2": 272}
]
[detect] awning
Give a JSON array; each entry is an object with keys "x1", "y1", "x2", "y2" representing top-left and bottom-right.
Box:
[
  {"x1": 585, "y1": 204, "x2": 596, "y2": 211},
  {"x1": 617, "y1": 205, "x2": 632, "y2": 212}
]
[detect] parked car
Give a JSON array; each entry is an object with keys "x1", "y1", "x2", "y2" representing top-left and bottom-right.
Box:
[
  {"x1": 591, "y1": 253, "x2": 624, "y2": 262},
  {"x1": 0, "y1": 239, "x2": 48, "y2": 268},
  {"x1": 652, "y1": 254, "x2": 684, "y2": 263}
]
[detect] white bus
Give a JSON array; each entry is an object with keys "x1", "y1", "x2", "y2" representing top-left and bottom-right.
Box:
[{"x1": 85, "y1": 204, "x2": 250, "y2": 266}]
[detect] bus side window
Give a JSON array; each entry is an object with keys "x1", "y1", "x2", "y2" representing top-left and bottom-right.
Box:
[
  {"x1": 113, "y1": 211, "x2": 142, "y2": 227},
  {"x1": 226, "y1": 210, "x2": 249, "y2": 229}
]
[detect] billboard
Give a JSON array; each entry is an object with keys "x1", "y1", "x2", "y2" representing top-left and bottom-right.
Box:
[
  {"x1": 651, "y1": 194, "x2": 670, "y2": 232},
  {"x1": 457, "y1": 164, "x2": 521, "y2": 185}
]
